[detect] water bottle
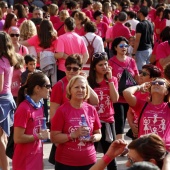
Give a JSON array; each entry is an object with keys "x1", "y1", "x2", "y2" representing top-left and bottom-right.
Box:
[
  {"x1": 80, "y1": 114, "x2": 90, "y2": 141},
  {"x1": 41, "y1": 117, "x2": 47, "y2": 142}
]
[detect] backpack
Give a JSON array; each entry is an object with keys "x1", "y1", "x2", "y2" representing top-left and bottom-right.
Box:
[
  {"x1": 110, "y1": 59, "x2": 137, "y2": 96},
  {"x1": 84, "y1": 35, "x2": 96, "y2": 64}
]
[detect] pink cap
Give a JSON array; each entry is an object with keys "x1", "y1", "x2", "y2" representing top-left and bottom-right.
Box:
[{"x1": 8, "y1": 26, "x2": 20, "y2": 34}]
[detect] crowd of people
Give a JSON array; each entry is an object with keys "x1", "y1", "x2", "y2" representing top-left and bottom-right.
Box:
[{"x1": 1, "y1": 0, "x2": 170, "y2": 170}]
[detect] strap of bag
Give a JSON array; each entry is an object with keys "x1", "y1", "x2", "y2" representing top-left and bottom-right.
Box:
[
  {"x1": 84, "y1": 35, "x2": 96, "y2": 46},
  {"x1": 57, "y1": 23, "x2": 64, "y2": 32},
  {"x1": 138, "y1": 102, "x2": 148, "y2": 129},
  {"x1": 110, "y1": 58, "x2": 132, "y2": 69}
]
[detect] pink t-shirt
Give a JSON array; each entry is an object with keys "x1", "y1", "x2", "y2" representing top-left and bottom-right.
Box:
[
  {"x1": 111, "y1": 22, "x2": 132, "y2": 40},
  {"x1": 159, "y1": 19, "x2": 166, "y2": 34},
  {"x1": 27, "y1": 35, "x2": 58, "y2": 53},
  {"x1": 109, "y1": 56, "x2": 138, "y2": 103},
  {"x1": 106, "y1": 26, "x2": 113, "y2": 50},
  {"x1": 50, "y1": 15, "x2": 60, "y2": 25},
  {"x1": 50, "y1": 77, "x2": 68, "y2": 105},
  {"x1": 11, "y1": 68, "x2": 25, "y2": 97},
  {"x1": 0, "y1": 57, "x2": 13, "y2": 94},
  {"x1": 96, "y1": 21, "x2": 108, "y2": 38},
  {"x1": 51, "y1": 101, "x2": 101, "y2": 166},
  {"x1": 82, "y1": 8, "x2": 93, "y2": 20},
  {"x1": 17, "y1": 18, "x2": 27, "y2": 28},
  {"x1": 12, "y1": 100, "x2": 44, "y2": 169},
  {"x1": 53, "y1": 20, "x2": 65, "y2": 36},
  {"x1": 132, "y1": 99, "x2": 170, "y2": 152},
  {"x1": 18, "y1": 45, "x2": 29, "y2": 56},
  {"x1": 94, "y1": 77, "x2": 118, "y2": 122},
  {"x1": 148, "y1": 8, "x2": 156, "y2": 23},
  {"x1": 156, "y1": 41, "x2": 170, "y2": 72},
  {"x1": 103, "y1": 15, "x2": 112, "y2": 26},
  {"x1": 154, "y1": 17, "x2": 161, "y2": 40},
  {"x1": 74, "y1": 27, "x2": 86, "y2": 36},
  {"x1": 56, "y1": 32, "x2": 88, "y2": 71}
]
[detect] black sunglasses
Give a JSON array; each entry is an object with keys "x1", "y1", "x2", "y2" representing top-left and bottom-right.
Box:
[
  {"x1": 92, "y1": 52, "x2": 107, "y2": 61},
  {"x1": 66, "y1": 66, "x2": 80, "y2": 72},
  {"x1": 10, "y1": 34, "x2": 20, "y2": 37},
  {"x1": 140, "y1": 71, "x2": 150, "y2": 77},
  {"x1": 151, "y1": 81, "x2": 165, "y2": 86},
  {"x1": 43, "y1": 84, "x2": 51, "y2": 89}
]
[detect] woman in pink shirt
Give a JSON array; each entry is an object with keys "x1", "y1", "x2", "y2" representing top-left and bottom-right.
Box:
[
  {"x1": 81, "y1": 0, "x2": 93, "y2": 21},
  {"x1": 49, "y1": 3, "x2": 59, "y2": 26},
  {"x1": 102, "y1": 2, "x2": 113, "y2": 26},
  {"x1": 0, "y1": 32, "x2": 17, "y2": 170},
  {"x1": 51, "y1": 75, "x2": 101, "y2": 170},
  {"x1": 88, "y1": 52, "x2": 119, "y2": 170},
  {"x1": 124, "y1": 77, "x2": 170, "y2": 152}
]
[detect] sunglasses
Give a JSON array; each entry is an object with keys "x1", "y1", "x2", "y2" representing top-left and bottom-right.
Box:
[
  {"x1": 140, "y1": 71, "x2": 150, "y2": 77},
  {"x1": 92, "y1": 52, "x2": 107, "y2": 61},
  {"x1": 10, "y1": 34, "x2": 20, "y2": 37},
  {"x1": 119, "y1": 44, "x2": 129, "y2": 48},
  {"x1": 43, "y1": 84, "x2": 51, "y2": 89},
  {"x1": 151, "y1": 81, "x2": 165, "y2": 86},
  {"x1": 127, "y1": 155, "x2": 135, "y2": 165},
  {"x1": 66, "y1": 66, "x2": 80, "y2": 72}
]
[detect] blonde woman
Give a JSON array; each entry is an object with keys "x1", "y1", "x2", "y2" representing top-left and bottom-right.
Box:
[
  {"x1": 49, "y1": 3, "x2": 59, "y2": 25},
  {"x1": 19, "y1": 20, "x2": 37, "y2": 58}
]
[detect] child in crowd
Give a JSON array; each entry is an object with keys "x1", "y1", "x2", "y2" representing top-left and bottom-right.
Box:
[
  {"x1": 127, "y1": 36, "x2": 135, "y2": 57},
  {"x1": 11, "y1": 54, "x2": 25, "y2": 103},
  {"x1": 21, "y1": 55, "x2": 38, "y2": 85}
]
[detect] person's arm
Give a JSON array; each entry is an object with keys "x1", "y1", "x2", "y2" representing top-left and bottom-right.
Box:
[
  {"x1": 132, "y1": 32, "x2": 141, "y2": 56},
  {"x1": 159, "y1": 55, "x2": 170, "y2": 67},
  {"x1": 0, "y1": 74, "x2": 4, "y2": 92},
  {"x1": 54, "y1": 52, "x2": 68, "y2": 59},
  {"x1": 19, "y1": 40, "x2": 30, "y2": 47},
  {"x1": 89, "y1": 139, "x2": 127, "y2": 170},
  {"x1": 150, "y1": 54, "x2": 156, "y2": 64},
  {"x1": 49, "y1": 102, "x2": 60, "y2": 121},
  {"x1": 82, "y1": 52, "x2": 89, "y2": 64},
  {"x1": 88, "y1": 86, "x2": 99, "y2": 105},
  {"x1": 89, "y1": 129, "x2": 102, "y2": 142},
  {"x1": 162, "y1": 152, "x2": 170, "y2": 170}
]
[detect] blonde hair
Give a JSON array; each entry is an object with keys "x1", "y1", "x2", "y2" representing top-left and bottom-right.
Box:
[
  {"x1": 14, "y1": 53, "x2": 25, "y2": 69},
  {"x1": 19, "y1": 20, "x2": 37, "y2": 40},
  {"x1": 49, "y1": 4, "x2": 59, "y2": 16},
  {"x1": 0, "y1": 8, "x2": 2, "y2": 20},
  {"x1": 66, "y1": 75, "x2": 90, "y2": 100},
  {"x1": 59, "y1": 10, "x2": 69, "y2": 22},
  {"x1": 93, "y1": 2, "x2": 102, "y2": 12}
]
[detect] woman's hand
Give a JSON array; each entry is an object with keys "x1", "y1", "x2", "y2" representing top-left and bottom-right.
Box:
[
  {"x1": 131, "y1": 123, "x2": 138, "y2": 138},
  {"x1": 39, "y1": 129, "x2": 50, "y2": 140},
  {"x1": 139, "y1": 82, "x2": 151, "y2": 92},
  {"x1": 106, "y1": 66, "x2": 112, "y2": 80},
  {"x1": 71, "y1": 126, "x2": 90, "y2": 139}
]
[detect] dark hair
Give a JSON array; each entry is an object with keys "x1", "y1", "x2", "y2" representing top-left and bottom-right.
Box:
[
  {"x1": 14, "y1": 4, "x2": 26, "y2": 19},
  {"x1": 155, "y1": 6, "x2": 165, "y2": 17},
  {"x1": 17, "y1": 72, "x2": 47, "y2": 106},
  {"x1": 64, "y1": 17, "x2": 76, "y2": 31},
  {"x1": 24, "y1": 55, "x2": 36, "y2": 64},
  {"x1": 84, "y1": 21, "x2": 96, "y2": 33},
  {"x1": 3, "y1": 13, "x2": 16, "y2": 30},
  {"x1": 141, "y1": 0, "x2": 153, "y2": 7},
  {"x1": 162, "y1": 8, "x2": 170, "y2": 20},
  {"x1": 88, "y1": 52, "x2": 108, "y2": 89},
  {"x1": 111, "y1": 36, "x2": 129, "y2": 55},
  {"x1": 93, "y1": 10, "x2": 103, "y2": 20},
  {"x1": 125, "y1": 22, "x2": 131, "y2": 28},
  {"x1": 38, "y1": 19, "x2": 57, "y2": 48},
  {"x1": 67, "y1": 0, "x2": 77, "y2": 10},
  {"x1": 119, "y1": 0, "x2": 130, "y2": 12},
  {"x1": 0, "y1": 31, "x2": 17, "y2": 66},
  {"x1": 65, "y1": 54, "x2": 83, "y2": 68},
  {"x1": 118, "y1": 12, "x2": 127, "y2": 22},
  {"x1": 127, "y1": 11, "x2": 136, "y2": 19},
  {"x1": 82, "y1": 0, "x2": 93, "y2": 9},
  {"x1": 128, "y1": 134, "x2": 166, "y2": 169},
  {"x1": 142, "y1": 64, "x2": 161, "y2": 78},
  {"x1": 160, "y1": 26, "x2": 170, "y2": 42},
  {"x1": 127, "y1": 161, "x2": 160, "y2": 170},
  {"x1": 139, "y1": 6, "x2": 149, "y2": 17},
  {"x1": 74, "y1": 11, "x2": 89, "y2": 25},
  {"x1": 164, "y1": 63, "x2": 170, "y2": 80}
]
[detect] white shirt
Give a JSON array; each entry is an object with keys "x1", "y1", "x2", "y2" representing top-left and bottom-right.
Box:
[{"x1": 126, "y1": 19, "x2": 139, "y2": 30}]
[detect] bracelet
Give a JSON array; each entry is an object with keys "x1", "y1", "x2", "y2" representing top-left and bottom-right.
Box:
[
  {"x1": 102, "y1": 154, "x2": 112, "y2": 164},
  {"x1": 33, "y1": 133, "x2": 39, "y2": 141}
]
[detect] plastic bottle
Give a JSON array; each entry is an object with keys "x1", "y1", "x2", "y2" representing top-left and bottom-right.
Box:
[{"x1": 80, "y1": 114, "x2": 90, "y2": 141}]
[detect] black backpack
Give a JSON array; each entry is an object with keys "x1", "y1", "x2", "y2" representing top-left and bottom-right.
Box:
[{"x1": 110, "y1": 59, "x2": 137, "y2": 96}]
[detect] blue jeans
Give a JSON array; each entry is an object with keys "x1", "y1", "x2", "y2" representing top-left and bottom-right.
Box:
[{"x1": 135, "y1": 48, "x2": 152, "y2": 71}]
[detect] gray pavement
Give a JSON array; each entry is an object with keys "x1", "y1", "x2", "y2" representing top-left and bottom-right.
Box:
[{"x1": 9, "y1": 123, "x2": 131, "y2": 170}]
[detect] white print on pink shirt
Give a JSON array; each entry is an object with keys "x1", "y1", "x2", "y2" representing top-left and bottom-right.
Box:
[
  {"x1": 143, "y1": 114, "x2": 166, "y2": 135},
  {"x1": 11, "y1": 81, "x2": 19, "y2": 89}
]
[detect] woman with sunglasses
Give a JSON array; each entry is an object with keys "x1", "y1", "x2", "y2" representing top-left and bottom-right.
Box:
[
  {"x1": 123, "y1": 77, "x2": 170, "y2": 152},
  {"x1": 12, "y1": 72, "x2": 50, "y2": 170},
  {"x1": 127, "y1": 64, "x2": 161, "y2": 140},
  {"x1": 88, "y1": 52, "x2": 119, "y2": 170},
  {"x1": 109, "y1": 36, "x2": 139, "y2": 152},
  {"x1": 0, "y1": 31, "x2": 17, "y2": 170},
  {"x1": 51, "y1": 75, "x2": 101, "y2": 170},
  {"x1": 8, "y1": 26, "x2": 28, "y2": 56},
  {"x1": 49, "y1": 54, "x2": 99, "y2": 164}
]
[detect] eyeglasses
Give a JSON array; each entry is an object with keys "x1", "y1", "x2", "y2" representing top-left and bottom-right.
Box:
[
  {"x1": 140, "y1": 71, "x2": 150, "y2": 77},
  {"x1": 119, "y1": 44, "x2": 129, "y2": 48},
  {"x1": 92, "y1": 52, "x2": 107, "y2": 61},
  {"x1": 43, "y1": 84, "x2": 51, "y2": 89},
  {"x1": 10, "y1": 34, "x2": 20, "y2": 37},
  {"x1": 151, "y1": 81, "x2": 165, "y2": 86},
  {"x1": 66, "y1": 66, "x2": 80, "y2": 72},
  {"x1": 127, "y1": 155, "x2": 136, "y2": 165}
]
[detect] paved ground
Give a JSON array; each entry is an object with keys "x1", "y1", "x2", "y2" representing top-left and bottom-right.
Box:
[{"x1": 9, "y1": 123, "x2": 131, "y2": 170}]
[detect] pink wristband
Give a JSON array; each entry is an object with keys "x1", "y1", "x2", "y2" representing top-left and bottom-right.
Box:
[
  {"x1": 33, "y1": 133, "x2": 39, "y2": 141},
  {"x1": 102, "y1": 154, "x2": 112, "y2": 164}
]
